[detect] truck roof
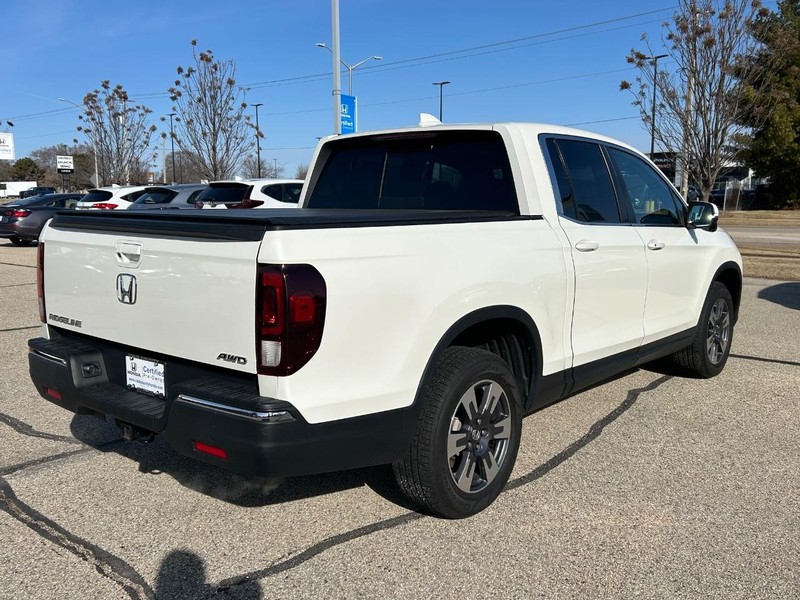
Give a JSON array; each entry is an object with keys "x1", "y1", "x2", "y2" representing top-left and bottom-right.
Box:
[{"x1": 318, "y1": 120, "x2": 640, "y2": 156}]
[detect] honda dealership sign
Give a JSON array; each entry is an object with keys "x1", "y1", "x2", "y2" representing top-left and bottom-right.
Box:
[
  {"x1": 340, "y1": 94, "x2": 356, "y2": 134},
  {"x1": 0, "y1": 132, "x2": 15, "y2": 160}
]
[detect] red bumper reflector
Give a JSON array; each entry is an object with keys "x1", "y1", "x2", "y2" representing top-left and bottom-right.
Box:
[
  {"x1": 45, "y1": 387, "x2": 62, "y2": 401},
  {"x1": 192, "y1": 441, "x2": 228, "y2": 460}
]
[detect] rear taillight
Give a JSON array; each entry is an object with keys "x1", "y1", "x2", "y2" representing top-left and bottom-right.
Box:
[
  {"x1": 256, "y1": 264, "x2": 326, "y2": 376},
  {"x1": 226, "y1": 198, "x2": 264, "y2": 209},
  {"x1": 92, "y1": 203, "x2": 118, "y2": 210},
  {"x1": 12, "y1": 209, "x2": 31, "y2": 217},
  {"x1": 37, "y1": 243, "x2": 45, "y2": 322}
]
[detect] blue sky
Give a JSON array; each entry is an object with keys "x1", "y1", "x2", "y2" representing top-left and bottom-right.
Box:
[{"x1": 1, "y1": 0, "x2": 768, "y2": 175}]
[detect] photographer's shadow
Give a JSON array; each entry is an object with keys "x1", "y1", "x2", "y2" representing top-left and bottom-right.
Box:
[
  {"x1": 155, "y1": 549, "x2": 261, "y2": 599},
  {"x1": 68, "y1": 414, "x2": 414, "y2": 510}
]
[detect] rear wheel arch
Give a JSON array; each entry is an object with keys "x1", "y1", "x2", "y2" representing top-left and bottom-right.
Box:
[{"x1": 415, "y1": 306, "x2": 543, "y2": 413}]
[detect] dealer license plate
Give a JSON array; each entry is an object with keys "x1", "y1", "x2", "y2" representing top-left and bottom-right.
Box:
[{"x1": 125, "y1": 355, "x2": 166, "y2": 398}]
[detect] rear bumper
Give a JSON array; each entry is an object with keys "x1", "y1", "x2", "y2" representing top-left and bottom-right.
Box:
[
  {"x1": 0, "y1": 221, "x2": 39, "y2": 239},
  {"x1": 28, "y1": 334, "x2": 416, "y2": 477},
  {"x1": 0, "y1": 224, "x2": 21, "y2": 237}
]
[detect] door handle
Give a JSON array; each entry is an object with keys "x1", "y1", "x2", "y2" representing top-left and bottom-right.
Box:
[
  {"x1": 647, "y1": 240, "x2": 665, "y2": 251},
  {"x1": 575, "y1": 240, "x2": 600, "y2": 252}
]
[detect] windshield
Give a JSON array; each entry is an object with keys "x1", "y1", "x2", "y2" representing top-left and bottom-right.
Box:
[{"x1": 306, "y1": 130, "x2": 518, "y2": 212}]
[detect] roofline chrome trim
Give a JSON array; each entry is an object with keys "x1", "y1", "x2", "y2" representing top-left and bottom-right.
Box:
[{"x1": 176, "y1": 394, "x2": 294, "y2": 423}]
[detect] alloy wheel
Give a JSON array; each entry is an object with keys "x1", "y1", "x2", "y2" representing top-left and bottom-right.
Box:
[{"x1": 447, "y1": 379, "x2": 512, "y2": 494}]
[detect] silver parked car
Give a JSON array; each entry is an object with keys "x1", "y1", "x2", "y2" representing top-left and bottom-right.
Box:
[{"x1": 127, "y1": 184, "x2": 208, "y2": 210}]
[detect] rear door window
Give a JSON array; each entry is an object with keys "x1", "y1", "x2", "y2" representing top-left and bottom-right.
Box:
[
  {"x1": 261, "y1": 184, "x2": 303, "y2": 204},
  {"x1": 284, "y1": 183, "x2": 302, "y2": 203},
  {"x1": 186, "y1": 190, "x2": 204, "y2": 205},
  {"x1": 549, "y1": 139, "x2": 621, "y2": 223}
]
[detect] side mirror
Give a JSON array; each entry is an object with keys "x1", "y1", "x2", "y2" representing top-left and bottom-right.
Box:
[{"x1": 687, "y1": 201, "x2": 719, "y2": 232}]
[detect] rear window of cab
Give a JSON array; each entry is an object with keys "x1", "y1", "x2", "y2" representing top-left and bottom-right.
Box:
[{"x1": 307, "y1": 130, "x2": 518, "y2": 212}]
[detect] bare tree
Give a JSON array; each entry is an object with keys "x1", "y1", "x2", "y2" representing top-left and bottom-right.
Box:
[
  {"x1": 621, "y1": 0, "x2": 771, "y2": 200},
  {"x1": 168, "y1": 41, "x2": 253, "y2": 180},
  {"x1": 241, "y1": 154, "x2": 268, "y2": 179},
  {"x1": 162, "y1": 148, "x2": 205, "y2": 183},
  {"x1": 295, "y1": 163, "x2": 309, "y2": 179},
  {"x1": 30, "y1": 143, "x2": 95, "y2": 189},
  {"x1": 76, "y1": 81, "x2": 157, "y2": 185},
  {"x1": 265, "y1": 161, "x2": 285, "y2": 179}
]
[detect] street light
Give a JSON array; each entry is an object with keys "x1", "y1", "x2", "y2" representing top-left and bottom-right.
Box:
[
  {"x1": 253, "y1": 103, "x2": 263, "y2": 178},
  {"x1": 432, "y1": 81, "x2": 451, "y2": 121},
  {"x1": 166, "y1": 113, "x2": 177, "y2": 183},
  {"x1": 647, "y1": 54, "x2": 668, "y2": 158},
  {"x1": 273, "y1": 158, "x2": 278, "y2": 177},
  {"x1": 59, "y1": 97, "x2": 100, "y2": 188},
  {"x1": 316, "y1": 42, "x2": 382, "y2": 96}
]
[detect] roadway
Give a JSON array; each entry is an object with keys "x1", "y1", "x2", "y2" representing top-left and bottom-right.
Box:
[{"x1": 723, "y1": 225, "x2": 800, "y2": 246}]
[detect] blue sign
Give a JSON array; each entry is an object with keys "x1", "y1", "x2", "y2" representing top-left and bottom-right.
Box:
[{"x1": 340, "y1": 94, "x2": 356, "y2": 134}]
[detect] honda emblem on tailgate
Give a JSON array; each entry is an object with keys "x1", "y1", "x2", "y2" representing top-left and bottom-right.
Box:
[{"x1": 116, "y1": 274, "x2": 138, "y2": 305}]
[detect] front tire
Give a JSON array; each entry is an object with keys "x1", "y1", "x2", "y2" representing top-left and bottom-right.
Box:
[
  {"x1": 393, "y1": 346, "x2": 522, "y2": 518},
  {"x1": 671, "y1": 281, "x2": 734, "y2": 378}
]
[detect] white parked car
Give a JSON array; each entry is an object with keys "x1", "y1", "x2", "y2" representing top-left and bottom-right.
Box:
[
  {"x1": 75, "y1": 185, "x2": 147, "y2": 210},
  {"x1": 196, "y1": 179, "x2": 303, "y2": 209}
]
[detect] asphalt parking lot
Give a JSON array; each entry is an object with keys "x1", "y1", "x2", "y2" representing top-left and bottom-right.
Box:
[{"x1": 1, "y1": 241, "x2": 798, "y2": 600}]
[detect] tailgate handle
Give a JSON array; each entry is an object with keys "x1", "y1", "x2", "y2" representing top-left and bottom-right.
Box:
[{"x1": 115, "y1": 242, "x2": 142, "y2": 267}]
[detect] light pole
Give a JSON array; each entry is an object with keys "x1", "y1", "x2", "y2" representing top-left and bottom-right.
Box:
[
  {"x1": 59, "y1": 97, "x2": 100, "y2": 188},
  {"x1": 253, "y1": 103, "x2": 263, "y2": 178},
  {"x1": 647, "y1": 54, "x2": 668, "y2": 158},
  {"x1": 316, "y1": 43, "x2": 382, "y2": 96},
  {"x1": 432, "y1": 81, "x2": 451, "y2": 121},
  {"x1": 166, "y1": 113, "x2": 177, "y2": 183},
  {"x1": 273, "y1": 158, "x2": 278, "y2": 177}
]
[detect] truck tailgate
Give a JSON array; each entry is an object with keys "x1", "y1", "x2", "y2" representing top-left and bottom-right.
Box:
[{"x1": 41, "y1": 212, "x2": 266, "y2": 374}]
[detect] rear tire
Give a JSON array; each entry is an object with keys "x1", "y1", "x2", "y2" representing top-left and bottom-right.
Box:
[
  {"x1": 9, "y1": 236, "x2": 32, "y2": 247},
  {"x1": 670, "y1": 282, "x2": 734, "y2": 378},
  {"x1": 393, "y1": 346, "x2": 522, "y2": 519}
]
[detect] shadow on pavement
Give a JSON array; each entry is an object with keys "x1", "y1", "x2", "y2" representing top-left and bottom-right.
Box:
[
  {"x1": 69, "y1": 414, "x2": 416, "y2": 511},
  {"x1": 156, "y1": 549, "x2": 262, "y2": 599},
  {"x1": 757, "y1": 282, "x2": 800, "y2": 310}
]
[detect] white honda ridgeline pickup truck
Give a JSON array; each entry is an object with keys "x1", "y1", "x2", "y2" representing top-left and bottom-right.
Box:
[{"x1": 29, "y1": 120, "x2": 741, "y2": 518}]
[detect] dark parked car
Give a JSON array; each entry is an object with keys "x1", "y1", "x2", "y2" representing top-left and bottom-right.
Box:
[
  {"x1": 127, "y1": 183, "x2": 207, "y2": 210},
  {"x1": 0, "y1": 193, "x2": 82, "y2": 246},
  {"x1": 19, "y1": 186, "x2": 56, "y2": 199}
]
